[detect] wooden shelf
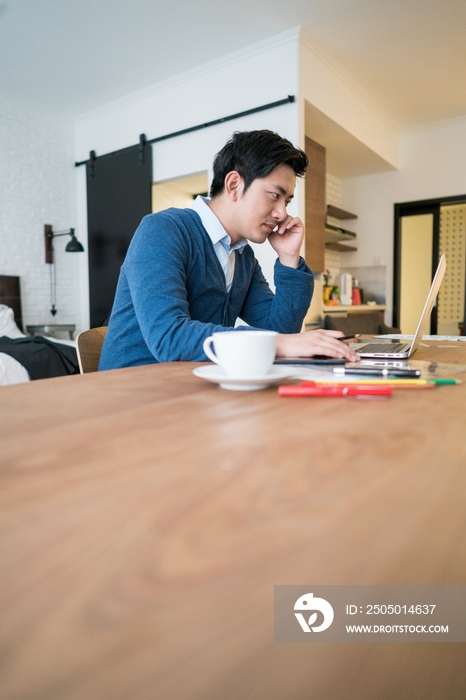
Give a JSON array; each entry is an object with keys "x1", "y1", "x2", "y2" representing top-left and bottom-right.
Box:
[
  {"x1": 324, "y1": 223, "x2": 357, "y2": 252},
  {"x1": 326, "y1": 205, "x2": 357, "y2": 220},
  {"x1": 325, "y1": 223, "x2": 357, "y2": 238},
  {"x1": 325, "y1": 242, "x2": 357, "y2": 252},
  {"x1": 323, "y1": 304, "x2": 386, "y2": 315}
]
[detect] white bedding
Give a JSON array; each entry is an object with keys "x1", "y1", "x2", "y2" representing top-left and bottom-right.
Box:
[
  {"x1": 0, "y1": 304, "x2": 76, "y2": 386},
  {"x1": 0, "y1": 352, "x2": 30, "y2": 385},
  {"x1": 0, "y1": 304, "x2": 29, "y2": 385}
]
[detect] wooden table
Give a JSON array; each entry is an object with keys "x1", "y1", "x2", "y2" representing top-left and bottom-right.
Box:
[{"x1": 1, "y1": 344, "x2": 466, "y2": 700}]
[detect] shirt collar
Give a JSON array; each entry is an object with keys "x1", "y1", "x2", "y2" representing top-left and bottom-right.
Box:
[{"x1": 191, "y1": 195, "x2": 248, "y2": 253}]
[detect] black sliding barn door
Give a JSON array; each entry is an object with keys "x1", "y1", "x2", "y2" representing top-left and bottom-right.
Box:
[{"x1": 86, "y1": 143, "x2": 152, "y2": 328}]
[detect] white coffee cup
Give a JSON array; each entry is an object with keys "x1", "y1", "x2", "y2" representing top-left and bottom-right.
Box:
[{"x1": 202, "y1": 331, "x2": 278, "y2": 378}]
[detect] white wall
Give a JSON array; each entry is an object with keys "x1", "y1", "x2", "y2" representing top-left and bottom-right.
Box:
[
  {"x1": 0, "y1": 91, "x2": 79, "y2": 330},
  {"x1": 298, "y1": 30, "x2": 400, "y2": 170},
  {"x1": 341, "y1": 116, "x2": 466, "y2": 323}
]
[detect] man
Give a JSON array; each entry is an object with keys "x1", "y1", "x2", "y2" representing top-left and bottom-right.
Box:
[{"x1": 99, "y1": 130, "x2": 358, "y2": 370}]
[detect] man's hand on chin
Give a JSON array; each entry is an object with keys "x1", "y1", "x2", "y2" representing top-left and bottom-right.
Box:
[
  {"x1": 268, "y1": 215, "x2": 304, "y2": 268},
  {"x1": 276, "y1": 329, "x2": 361, "y2": 363}
]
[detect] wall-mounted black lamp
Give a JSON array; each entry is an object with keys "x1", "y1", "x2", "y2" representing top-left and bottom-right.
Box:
[
  {"x1": 44, "y1": 224, "x2": 85, "y2": 316},
  {"x1": 44, "y1": 224, "x2": 85, "y2": 263}
]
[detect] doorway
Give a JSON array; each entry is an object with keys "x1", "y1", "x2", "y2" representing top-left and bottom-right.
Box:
[
  {"x1": 394, "y1": 195, "x2": 466, "y2": 335},
  {"x1": 152, "y1": 172, "x2": 208, "y2": 213}
]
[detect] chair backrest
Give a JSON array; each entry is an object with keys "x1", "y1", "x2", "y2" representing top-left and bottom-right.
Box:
[
  {"x1": 323, "y1": 313, "x2": 400, "y2": 335},
  {"x1": 76, "y1": 326, "x2": 108, "y2": 374}
]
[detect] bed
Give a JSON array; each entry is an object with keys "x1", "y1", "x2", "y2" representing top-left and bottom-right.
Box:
[{"x1": 0, "y1": 276, "x2": 79, "y2": 386}]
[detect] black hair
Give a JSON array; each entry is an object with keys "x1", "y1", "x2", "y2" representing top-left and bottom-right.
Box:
[{"x1": 209, "y1": 130, "x2": 308, "y2": 198}]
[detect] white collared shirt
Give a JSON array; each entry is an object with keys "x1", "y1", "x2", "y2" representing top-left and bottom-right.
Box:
[{"x1": 191, "y1": 195, "x2": 248, "y2": 292}]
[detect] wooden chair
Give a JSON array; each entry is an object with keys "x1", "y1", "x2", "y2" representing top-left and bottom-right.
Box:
[{"x1": 76, "y1": 326, "x2": 108, "y2": 374}]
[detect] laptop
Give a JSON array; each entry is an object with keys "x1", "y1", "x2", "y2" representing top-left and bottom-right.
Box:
[{"x1": 354, "y1": 253, "x2": 447, "y2": 359}]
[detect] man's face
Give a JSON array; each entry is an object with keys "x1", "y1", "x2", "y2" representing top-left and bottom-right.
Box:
[{"x1": 229, "y1": 163, "x2": 296, "y2": 244}]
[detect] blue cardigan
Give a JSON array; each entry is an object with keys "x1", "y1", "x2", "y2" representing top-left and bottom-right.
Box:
[{"x1": 99, "y1": 208, "x2": 314, "y2": 369}]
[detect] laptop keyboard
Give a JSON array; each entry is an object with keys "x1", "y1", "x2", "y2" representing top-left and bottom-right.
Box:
[{"x1": 358, "y1": 343, "x2": 411, "y2": 354}]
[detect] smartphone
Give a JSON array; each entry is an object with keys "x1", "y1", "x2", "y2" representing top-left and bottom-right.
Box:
[{"x1": 275, "y1": 356, "x2": 346, "y2": 366}]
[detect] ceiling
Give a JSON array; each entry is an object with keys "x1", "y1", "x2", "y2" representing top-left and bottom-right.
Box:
[{"x1": 1, "y1": 0, "x2": 466, "y2": 127}]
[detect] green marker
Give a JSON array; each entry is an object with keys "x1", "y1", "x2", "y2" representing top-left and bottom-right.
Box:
[{"x1": 427, "y1": 378, "x2": 462, "y2": 385}]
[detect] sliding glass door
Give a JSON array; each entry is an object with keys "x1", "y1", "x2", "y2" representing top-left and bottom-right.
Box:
[
  {"x1": 399, "y1": 213, "x2": 434, "y2": 334},
  {"x1": 394, "y1": 195, "x2": 466, "y2": 336}
]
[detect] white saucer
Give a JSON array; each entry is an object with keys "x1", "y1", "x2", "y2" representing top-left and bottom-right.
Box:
[{"x1": 193, "y1": 364, "x2": 295, "y2": 391}]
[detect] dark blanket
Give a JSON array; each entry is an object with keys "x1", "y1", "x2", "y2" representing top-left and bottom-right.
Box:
[{"x1": 0, "y1": 336, "x2": 79, "y2": 379}]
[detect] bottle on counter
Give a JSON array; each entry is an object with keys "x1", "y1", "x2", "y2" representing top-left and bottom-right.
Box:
[
  {"x1": 339, "y1": 273, "x2": 353, "y2": 305},
  {"x1": 352, "y1": 279, "x2": 362, "y2": 306}
]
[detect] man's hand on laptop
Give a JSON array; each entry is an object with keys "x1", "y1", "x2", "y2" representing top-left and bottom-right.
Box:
[{"x1": 276, "y1": 329, "x2": 360, "y2": 362}]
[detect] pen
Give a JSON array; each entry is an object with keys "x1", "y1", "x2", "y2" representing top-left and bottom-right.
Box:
[
  {"x1": 301, "y1": 380, "x2": 435, "y2": 389},
  {"x1": 278, "y1": 385, "x2": 392, "y2": 397},
  {"x1": 334, "y1": 367, "x2": 421, "y2": 378},
  {"x1": 338, "y1": 334, "x2": 360, "y2": 341}
]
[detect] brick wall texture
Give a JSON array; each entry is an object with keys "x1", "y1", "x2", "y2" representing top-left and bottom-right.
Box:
[{"x1": 0, "y1": 92, "x2": 80, "y2": 330}]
